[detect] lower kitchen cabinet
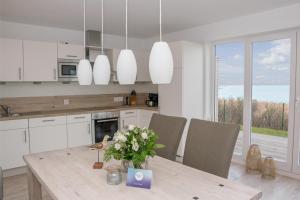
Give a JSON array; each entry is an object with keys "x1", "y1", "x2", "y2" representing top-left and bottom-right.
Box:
[
  {"x1": 0, "y1": 119, "x2": 29, "y2": 170},
  {"x1": 138, "y1": 110, "x2": 158, "y2": 128},
  {"x1": 120, "y1": 110, "x2": 138, "y2": 131},
  {"x1": 121, "y1": 116, "x2": 137, "y2": 131},
  {"x1": 67, "y1": 114, "x2": 92, "y2": 147},
  {"x1": 0, "y1": 129, "x2": 29, "y2": 170},
  {"x1": 120, "y1": 109, "x2": 158, "y2": 131},
  {"x1": 29, "y1": 116, "x2": 67, "y2": 153},
  {"x1": 30, "y1": 125, "x2": 67, "y2": 153},
  {"x1": 67, "y1": 122, "x2": 92, "y2": 147}
]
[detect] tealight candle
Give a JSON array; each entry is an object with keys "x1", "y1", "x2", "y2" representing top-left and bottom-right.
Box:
[{"x1": 106, "y1": 165, "x2": 122, "y2": 185}]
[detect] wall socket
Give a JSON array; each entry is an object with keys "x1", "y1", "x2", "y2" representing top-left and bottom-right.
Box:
[
  {"x1": 113, "y1": 97, "x2": 124, "y2": 102},
  {"x1": 64, "y1": 99, "x2": 70, "y2": 105}
]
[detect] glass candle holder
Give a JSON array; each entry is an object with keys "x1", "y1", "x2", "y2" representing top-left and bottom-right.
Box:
[
  {"x1": 261, "y1": 156, "x2": 276, "y2": 179},
  {"x1": 106, "y1": 165, "x2": 122, "y2": 185}
]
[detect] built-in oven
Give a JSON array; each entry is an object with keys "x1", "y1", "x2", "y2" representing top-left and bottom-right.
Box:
[
  {"x1": 58, "y1": 59, "x2": 79, "y2": 81},
  {"x1": 92, "y1": 111, "x2": 120, "y2": 143}
]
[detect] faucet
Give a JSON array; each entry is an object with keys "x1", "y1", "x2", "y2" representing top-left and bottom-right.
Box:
[{"x1": 0, "y1": 105, "x2": 11, "y2": 116}]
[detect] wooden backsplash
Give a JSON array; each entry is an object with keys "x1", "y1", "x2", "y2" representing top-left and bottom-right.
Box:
[{"x1": 0, "y1": 93, "x2": 148, "y2": 114}]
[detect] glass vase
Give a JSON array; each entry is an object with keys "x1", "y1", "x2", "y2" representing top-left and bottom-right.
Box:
[{"x1": 121, "y1": 158, "x2": 149, "y2": 173}]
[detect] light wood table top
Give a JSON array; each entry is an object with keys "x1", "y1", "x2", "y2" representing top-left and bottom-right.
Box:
[{"x1": 24, "y1": 146, "x2": 262, "y2": 200}]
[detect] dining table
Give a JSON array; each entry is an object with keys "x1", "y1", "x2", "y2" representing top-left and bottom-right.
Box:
[{"x1": 24, "y1": 146, "x2": 262, "y2": 200}]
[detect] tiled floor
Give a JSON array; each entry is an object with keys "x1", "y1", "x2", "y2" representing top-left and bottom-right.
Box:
[{"x1": 3, "y1": 163, "x2": 300, "y2": 200}]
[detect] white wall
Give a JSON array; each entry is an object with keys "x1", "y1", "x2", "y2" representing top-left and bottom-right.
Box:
[
  {"x1": 147, "y1": 3, "x2": 300, "y2": 122},
  {"x1": 0, "y1": 20, "x2": 147, "y2": 49},
  {"x1": 146, "y1": 3, "x2": 300, "y2": 45},
  {"x1": 0, "y1": 20, "x2": 157, "y2": 98}
]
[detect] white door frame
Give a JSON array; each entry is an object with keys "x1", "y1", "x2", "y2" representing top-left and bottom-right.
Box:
[
  {"x1": 212, "y1": 39, "x2": 246, "y2": 162},
  {"x1": 292, "y1": 31, "x2": 300, "y2": 174},
  {"x1": 213, "y1": 31, "x2": 297, "y2": 172},
  {"x1": 247, "y1": 31, "x2": 296, "y2": 172}
]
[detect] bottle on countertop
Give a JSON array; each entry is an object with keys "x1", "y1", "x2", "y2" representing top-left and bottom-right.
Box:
[{"x1": 130, "y1": 90, "x2": 137, "y2": 106}]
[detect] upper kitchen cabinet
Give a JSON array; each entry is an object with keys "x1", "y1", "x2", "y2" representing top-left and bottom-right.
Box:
[
  {"x1": 111, "y1": 49, "x2": 151, "y2": 82},
  {"x1": 23, "y1": 40, "x2": 58, "y2": 82},
  {"x1": 0, "y1": 38, "x2": 24, "y2": 81},
  {"x1": 58, "y1": 42, "x2": 84, "y2": 60},
  {"x1": 135, "y1": 50, "x2": 151, "y2": 82}
]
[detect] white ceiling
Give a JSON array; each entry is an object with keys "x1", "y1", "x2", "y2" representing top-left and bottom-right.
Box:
[{"x1": 1, "y1": 0, "x2": 299, "y2": 38}]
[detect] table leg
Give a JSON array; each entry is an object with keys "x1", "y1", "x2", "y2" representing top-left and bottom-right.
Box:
[{"x1": 27, "y1": 167, "x2": 42, "y2": 200}]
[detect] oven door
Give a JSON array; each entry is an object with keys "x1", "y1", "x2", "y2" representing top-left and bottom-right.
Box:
[
  {"x1": 93, "y1": 118, "x2": 119, "y2": 143},
  {"x1": 58, "y1": 63, "x2": 78, "y2": 79}
]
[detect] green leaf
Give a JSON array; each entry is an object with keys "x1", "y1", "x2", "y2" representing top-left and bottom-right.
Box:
[{"x1": 154, "y1": 144, "x2": 165, "y2": 149}]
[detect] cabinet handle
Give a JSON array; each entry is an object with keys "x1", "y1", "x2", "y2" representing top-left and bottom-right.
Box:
[
  {"x1": 42, "y1": 119, "x2": 55, "y2": 122},
  {"x1": 74, "y1": 116, "x2": 85, "y2": 119},
  {"x1": 66, "y1": 55, "x2": 78, "y2": 58},
  {"x1": 18, "y1": 67, "x2": 22, "y2": 80},
  {"x1": 24, "y1": 130, "x2": 27, "y2": 143},
  {"x1": 97, "y1": 119, "x2": 118, "y2": 123},
  {"x1": 88, "y1": 124, "x2": 91, "y2": 134},
  {"x1": 125, "y1": 111, "x2": 134, "y2": 114},
  {"x1": 53, "y1": 68, "x2": 57, "y2": 80}
]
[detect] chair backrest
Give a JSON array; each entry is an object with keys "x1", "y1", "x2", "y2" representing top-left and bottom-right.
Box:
[
  {"x1": 149, "y1": 113, "x2": 187, "y2": 161},
  {"x1": 183, "y1": 119, "x2": 240, "y2": 178},
  {"x1": 0, "y1": 167, "x2": 3, "y2": 200}
]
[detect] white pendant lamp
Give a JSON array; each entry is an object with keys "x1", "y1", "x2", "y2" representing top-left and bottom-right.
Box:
[
  {"x1": 116, "y1": 0, "x2": 137, "y2": 85},
  {"x1": 78, "y1": 0, "x2": 93, "y2": 85},
  {"x1": 149, "y1": 0, "x2": 173, "y2": 84},
  {"x1": 93, "y1": 0, "x2": 111, "y2": 85}
]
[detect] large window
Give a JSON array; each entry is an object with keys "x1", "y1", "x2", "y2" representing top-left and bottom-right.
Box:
[
  {"x1": 214, "y1": 32, "x2": 297, "y2": 172},
  {"x1": 215, "y1": 42, "x2": 244, "y2": 156},
  {"x1": 251, "y1": 39, "x2": 291, "y2": 162}
]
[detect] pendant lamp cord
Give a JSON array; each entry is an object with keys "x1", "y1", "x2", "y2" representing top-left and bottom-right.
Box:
[
  {"x1": 125, "y1": 0, "x2": 128, "y2": 49},
  {"x1": 83, "y1": 0, "x2": 86, "y2": 59},
  {"x1": 160, "y1": 0, "x2": 162, "y2": 42},
  {"x1": 101, "y1": 0, "x2": 104, "y2": 54}
]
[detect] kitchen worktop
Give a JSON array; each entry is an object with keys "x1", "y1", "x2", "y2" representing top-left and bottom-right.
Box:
[{"x1": 0, "y1": 105, "x2": 159, "y2": 121}]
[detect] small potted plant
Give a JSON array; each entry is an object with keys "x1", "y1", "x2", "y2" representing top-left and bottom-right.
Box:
[{"x1": 104, "y1": 125, "x2": 164, "y2": 172}]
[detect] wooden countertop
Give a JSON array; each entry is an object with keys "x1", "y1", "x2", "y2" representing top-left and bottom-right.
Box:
[
  {"x1": 24, "y1": 146, "x2": 262, "y2": 200},
  {"x1": 0, "y1": 105, "x2": 159, "y2": 121}
]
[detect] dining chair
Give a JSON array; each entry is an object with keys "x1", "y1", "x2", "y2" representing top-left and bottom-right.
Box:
[
  {"x1": 183, "y1": 119, "x2": 240, "y2": 178},
  {"x1": 149, "y1": 113, "x2": 187, "y2": 161},
  {"x1": 0, "y1": 167, "x2": 3, "y2": 200}
]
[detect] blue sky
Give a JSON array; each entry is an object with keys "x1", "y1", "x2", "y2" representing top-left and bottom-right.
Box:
[{"x1": 216, "y1": 39, "x2": 291, "y2": 85}]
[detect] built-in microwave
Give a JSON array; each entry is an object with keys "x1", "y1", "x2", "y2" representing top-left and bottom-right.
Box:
[{"x1": 58, "y1": 60, "x2": 79, "y2": 81}]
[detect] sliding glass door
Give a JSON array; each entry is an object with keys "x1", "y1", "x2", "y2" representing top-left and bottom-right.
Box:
[
  {"x1": 214, "y1": 32, "x2": 297, "y2": 171},
  {"x1": 249, "y1": 33, "x2": 296, "y2": 171},
  {"x1": 292, "y1": 31, "x2": 300, "y2": 174},
  {"x1": 215, "y1": 42, "x2": 245, "y2": 157}
]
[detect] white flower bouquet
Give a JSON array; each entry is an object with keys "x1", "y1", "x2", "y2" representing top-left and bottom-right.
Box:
[{"x1": 104, "y1": 125, "x2": 164, "y2": 169}]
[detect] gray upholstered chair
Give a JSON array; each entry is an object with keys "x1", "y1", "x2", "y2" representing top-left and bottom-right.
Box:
[
  {"x1": 149, "y1": 113, "x2": 187, "y2": 161},
  {"x1": 0, "y1": 167, "x2": 3, "y2": 200},
  {"x1": 183, "y1": 119, "x2": 240, "y2": 178}
]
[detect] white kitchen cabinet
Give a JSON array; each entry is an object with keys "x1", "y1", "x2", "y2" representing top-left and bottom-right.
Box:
[
  {"x1": 23, "y1": 40, "x2": 58, "y2": 81},
  {"x1": 0, "y1": 38, "x2": 24, "y2": 81},
  {"x1": 111, "y1": 49, "x2": 151, "y2": 82},
  {"x1": 67, "y1": 114, "x2": 92, "y2": 147},
  {"x1": 58, "y1": 42, "x2": 84, "y2": 60},
  {"x1": 138, "y1": 109, "x2": 158, "y2": 128},
  {"x1": 135, "y1": 50, "x2": 151, "y2": 82},
  {"x1": 158, "y1": 41, "x2": 204, "y2": 157},
  {"x1": 67, "y1": 122, "x2": 92, "y2": 147},
  {"x1": 120, "y1": 110, "x2": 137, "y2": 131},
  {"x1": 29, "y1": 116, "x2": 67, "y2": 153},
  {"x1": 0, "y1": 119, "x2": 29, "y2": 170}
]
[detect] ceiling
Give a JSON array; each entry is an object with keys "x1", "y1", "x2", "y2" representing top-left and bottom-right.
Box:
[{"x1": 1, "y1": 0, "x2": 299, "y2": 38}]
